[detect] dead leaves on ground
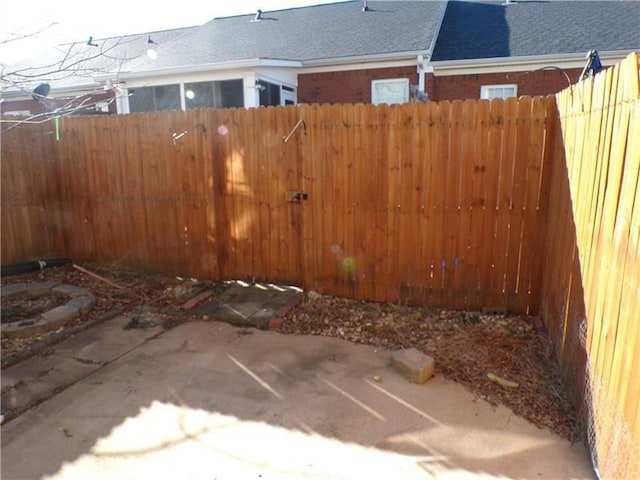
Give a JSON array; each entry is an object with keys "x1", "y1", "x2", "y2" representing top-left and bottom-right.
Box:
[{"x1": 282, "y1": 295, "x2": 579, "y2": 441}]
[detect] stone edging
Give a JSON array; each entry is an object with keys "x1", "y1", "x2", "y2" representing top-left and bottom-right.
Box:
[{"x1": 1, "y1": 282, "x2": 96, "y2": 340}]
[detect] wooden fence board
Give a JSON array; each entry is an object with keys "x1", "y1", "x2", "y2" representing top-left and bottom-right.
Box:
[
  {"x1": 479, "y1": 100, "x2": 504, "y2": 308},
  {"x1": 456, "y1": 99, "x2": 476, "y2": 305},
  {"x1": 504, "y1": 97, "x2": 531, "y2": 309},
  {"x1": 427, "y1": 101, "x2": 451, "y2": 305},
  {"x1": 517, "y1": 96, "x2": 546, "y2": 311},
  {"x1": 545, "y1": 53, "x2": 640, "y2": 478}
]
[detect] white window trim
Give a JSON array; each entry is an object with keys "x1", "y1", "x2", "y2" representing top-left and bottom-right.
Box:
[
  {"x1": 480, "y1": 84, "x2": 518, "y2": 100},
  {"x1": 371, "y1": 78, "x2": 410, "y2": 105}
]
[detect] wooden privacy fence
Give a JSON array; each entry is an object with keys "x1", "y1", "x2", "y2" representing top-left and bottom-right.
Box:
[
  {"x1": 1, "y1": 96, "x2": 556, "y2": 313},
  {"x1": 542, "y1": 53, "x2": 639, "y2": 478}
]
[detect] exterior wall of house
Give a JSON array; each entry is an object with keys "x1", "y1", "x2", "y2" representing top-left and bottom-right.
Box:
[
  {"x1": 1, "y1": 91, "x2": 117, "y2": 116},
  {"x1": 120, "y1": 68, "x2": 299, "y2": 111},
  {"x1": 298, "y1": 66, "x2": 418, "y2": 104},
  {"x1": 428, "y1": 68, "x2": 583, "y2": 101},
  {"x1": 0, "y1": 98, "x2": 44, "y2": 116}
]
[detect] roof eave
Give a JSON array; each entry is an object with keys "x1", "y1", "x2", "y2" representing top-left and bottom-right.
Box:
[
  {"x1": 99, "y1": 58, "x2": 303, "y2": 81},
  {"x1": 302, "y1": 50, "x2": 430, "y2": 67},
  {"x1": 1, "y1": 82, "x2": 102, "y2": 98},
  {"x1": 430, "y1": 50, "x2": 637, "y2": 71}
]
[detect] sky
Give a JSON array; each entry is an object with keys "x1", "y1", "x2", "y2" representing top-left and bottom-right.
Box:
[{"x1": 0, "y1": 0, "x2": 343, "y2": 64}]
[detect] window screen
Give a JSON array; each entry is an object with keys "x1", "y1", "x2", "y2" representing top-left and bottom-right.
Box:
[
  {"x1": 185, "y1": 79, "x2": 244, "y2": 109},
  {"x1": 129, "y1": 84, "x2": 180, "y2": 113},
  {"x1": 258, "y1": 81, "x2": 281, "y2": 106}
]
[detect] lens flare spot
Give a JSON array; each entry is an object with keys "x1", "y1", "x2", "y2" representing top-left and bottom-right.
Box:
[
  {"x1": 342, "y1": 257, "x2": 356, "y2": 273},
  {"x1": 217, "y1": 125, "x2": 229, "y2": 136},
  {"x1": 330, "y1": 244, "x2": 341, "y2": 254}
]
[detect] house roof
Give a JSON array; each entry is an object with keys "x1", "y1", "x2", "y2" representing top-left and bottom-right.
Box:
[
  {"x1": 121, "y1": 1, "x2": 446, "y2": 74},
  {"x1": 431, "y1": 0, "x2": 640, "y2": 62},
  {"x1": 1, "y1": 27, "x2": 195, "y2": 92},
  {"x1": 3, "y1": 0, "x2": 637, "y2": 95}
]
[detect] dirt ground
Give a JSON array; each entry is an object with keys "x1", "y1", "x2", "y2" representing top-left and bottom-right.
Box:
[{"x1": 1, "y1": 264, "x2": 579, "y2": 441}]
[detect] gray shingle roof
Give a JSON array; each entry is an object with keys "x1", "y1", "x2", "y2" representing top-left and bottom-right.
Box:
[
  {"x1": 2, "y1": 27, "x2": 195, "y2": 91},
  {"x1": 122, "y1": 1, "x2": 445, "y2": 73},
  {"x1": 431, "y1": 0, "x2": 640, "y2": 61}
]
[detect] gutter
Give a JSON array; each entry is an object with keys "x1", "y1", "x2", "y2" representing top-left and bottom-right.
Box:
[
  {"x1": 430, "y1": 49, "x2": 635, "y2": 73},
  {"x1": 97, "y1": 58, "x2": 303, "y2": 81},
  {"x1": 301, "y1": 50, "x2": 430, "y2": 68}
]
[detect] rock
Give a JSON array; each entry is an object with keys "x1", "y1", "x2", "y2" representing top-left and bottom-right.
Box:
[
  {"x1": 391, "y1": 348, "x2": 435, "y2": 384},
  {"x1": 123, "y1": 315, "x2": 157, "y2": 330},
  {"x1": 307, "y1": 290, "x2": 322, "y2": 301}
]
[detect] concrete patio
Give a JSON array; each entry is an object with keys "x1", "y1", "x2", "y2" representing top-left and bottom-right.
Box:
[{"x1": 1, "y1": 310, "x2": 594, "y2": 479}]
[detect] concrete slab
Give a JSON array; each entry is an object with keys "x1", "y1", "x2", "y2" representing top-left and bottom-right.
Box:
[
  {"x1": 1, "y1": 315, "x2": 163, "y2": 420},
  {"x1": 52, "y1": 315, "x2": 163, "y2": 365},
  {"x1": 1, "y1": 321, "x2": 595, "y2": 480},
  {"x1": 1, "y1": 354, "x2": 100, "y2": 411},
  {"x1": 192, "y1": 282, "x2": 303, "y2": 328}
]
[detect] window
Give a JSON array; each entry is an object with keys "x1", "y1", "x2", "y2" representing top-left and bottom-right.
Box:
[
  {"x1": 184, "y1": 79, "x2": 244, "y2": 109},
  {"x1": 2, "y1": 110, "x2": 31, "y2": 117},
  {"x1": 129, "y1": 84, "x2": 180, "y2": 112},
  {"x1": 480, "y1": 84, "x2": 518, "y2": 100},
  {"x1": 371, "y1": 78, "x2": 410, "y2": 105},
  {"x1": 95, "y1": 102, "x2": 110, "y2": 113},
  {"x1": 258, "y1": 80, "x2": 281, "y2": 106},
  {"x1": 129, "y1": 80, "x2": 244, "y2": 113}
]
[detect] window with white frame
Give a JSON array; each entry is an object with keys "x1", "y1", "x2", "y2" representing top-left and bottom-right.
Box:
[
  {"x1": 129, "y1": 84, "x2": 181, "y2": 112},
  {"x1": 129, "y1": 80, "x2": 244, "y2": 113},
  {"x1": 480, "y1": 84, "x2": 518, "y2": 100},
  {"x1": 371, "y1": 78, "x2": 410, "y2": 105},
  {"x1": 184, "y1": 79, "x2": 244, "y2": 109}
]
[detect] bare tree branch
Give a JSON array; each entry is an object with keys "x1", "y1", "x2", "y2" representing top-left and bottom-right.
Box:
[
  {"x1": 0, "y1": 29, "x2": 150, "y2": 129},
  {"x1": 0, "y1": 23, "x2": 59, "y2": 45}
]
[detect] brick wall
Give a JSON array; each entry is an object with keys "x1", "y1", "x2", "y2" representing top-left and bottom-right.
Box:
[
  {"x1": 428, "y1": 68, "x2": 583, "y2": 101},
  {"x1": 0, "y1": 98, "x2": 45, "y2": 115},
  {"x1": 298, "y1": 66, "x2": 582, "y2": 104},
  {"x1": 298, "y1": 66, "x2": 418, "y2": 104},
  {"x1": 1, "y1": 91, "x2": 117, "y2": 116}
]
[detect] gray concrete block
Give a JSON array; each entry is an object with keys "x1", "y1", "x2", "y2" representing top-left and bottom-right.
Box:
[
  {"x1": 2, "y1": 318, "x2": 47, "y2": 339},
  {"x1": 391, "y1": 348, "x2": 435, "y2": 384},
  {"x1": 52, "y1": 284, "x2": 91, "y2": 297},
  {"x1": 27, "y1": 282, "x2": 61, "y2": 296},
  {"x1": 66, "y1": 295, "x2": 96, "y2": 316},
  {"x1": 1, "y1": 283, "x2": 28, "y2": 298},
  {"x1": 40, "y1": 304, "x2": 80, "y2": 328},
  {"x1": 249, "y1": 308, "x2": 275, "y2": 329}
]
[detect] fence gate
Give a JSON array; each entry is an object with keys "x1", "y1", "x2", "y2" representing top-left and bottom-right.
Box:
[{"x1": 208, "y1": 107, "x2": 304, "y2": 286}]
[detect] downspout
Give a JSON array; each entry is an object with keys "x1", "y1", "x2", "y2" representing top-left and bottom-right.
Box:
[
  {"x1": 115, "y1": 86, "x2": 130, "y2": 114},
  {"x1": 417, "y1": 54, "x2": 428, "y2": 92}
]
